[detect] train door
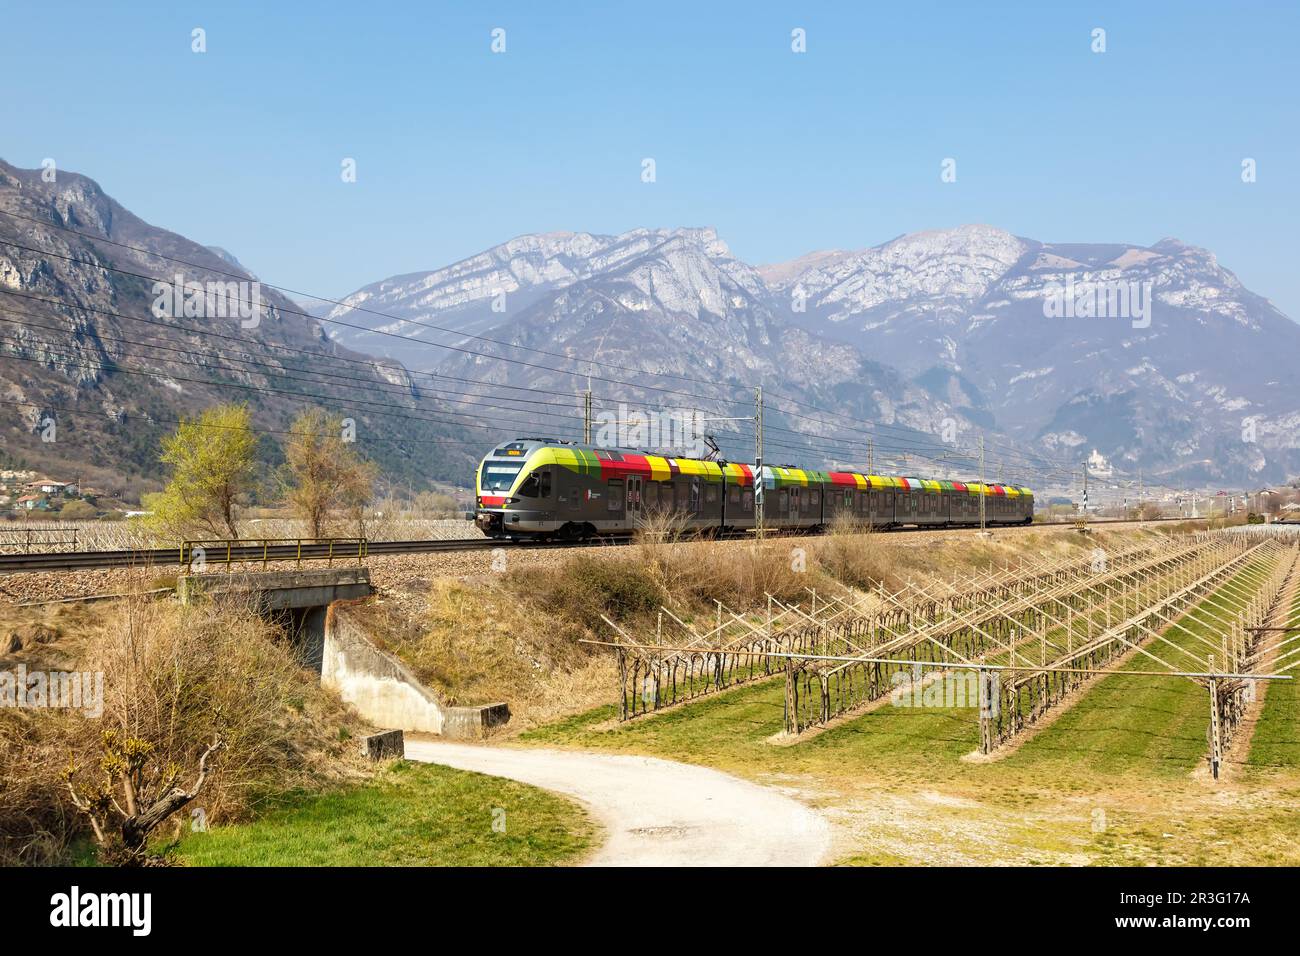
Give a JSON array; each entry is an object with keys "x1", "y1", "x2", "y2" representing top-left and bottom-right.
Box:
[{"x1": 627, "y1": 476, "x2": 642, "y2": 525}]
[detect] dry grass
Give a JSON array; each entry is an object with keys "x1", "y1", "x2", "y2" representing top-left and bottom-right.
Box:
[
  {"x1": 370, "y1": 525, "x2": 1180, "y2": 738},
  {"x1": 373, "y1": 579, "x2": 616, "y2": 732},
  {"x1": 815, "y1": 516, "x2": 892, "y2": 591},
  {"x1": 0, "y1": 592, "x2": 369, "y2": 865}
]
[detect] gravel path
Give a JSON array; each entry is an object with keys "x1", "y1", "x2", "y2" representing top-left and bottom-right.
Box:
[{"x1": 404, "y1": 740, "x2": 832, "y2": 866}]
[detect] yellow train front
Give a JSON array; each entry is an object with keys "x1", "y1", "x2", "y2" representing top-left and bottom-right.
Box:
[{"x1": 474, "y1": 438, "x2": 1033, "y2": 541}]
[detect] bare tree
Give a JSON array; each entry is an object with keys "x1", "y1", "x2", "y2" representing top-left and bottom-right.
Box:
[
  {"x1": 65, "y1": 731, "x2": 224, "y2": 864},
  {"x1": 281, "y1": 408, "x2": 377, "y2": 538}
]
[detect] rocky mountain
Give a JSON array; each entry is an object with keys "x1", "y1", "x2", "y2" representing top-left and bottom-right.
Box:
[
  {"x1": 0, "y1": 159, "x2": 475, "y2": 496},
  {"x1": 328, "y1": 221, "x2": 1300, "y2": 485},
  {"x1": 763, "y1": 225, "x2": 1300, "y2": 485},
  {"x1": 322, "y1": 228, "x2": 769, "y2": 364},
  {"x1": 330, "y1": 227, "x2": 979, "y2": 472},
  {"x1": 6, "y1": 152, "x2": 1290, "y2": 494}
]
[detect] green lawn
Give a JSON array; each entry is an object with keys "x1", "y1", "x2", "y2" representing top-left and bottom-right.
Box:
[
  {"x1": 173, "y1": 760, "x2": 595, "y2": 866},
  {"x1": 1003, "y1": 559, "x2": 1270, "y2": 776},
  {"x1": 1248, "y1": 586, "x2": 1300, "y2": 768}
]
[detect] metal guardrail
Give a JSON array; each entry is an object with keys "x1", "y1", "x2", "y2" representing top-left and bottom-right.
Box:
[
  {"x1": 178, "y1": 538, "x2": 368, "y2": 573},
  {"x1": 0, "y1": 538, "x2": 508, "y2": 574}
]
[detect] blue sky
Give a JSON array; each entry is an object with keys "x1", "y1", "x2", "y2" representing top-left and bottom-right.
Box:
[{"x1": 3, "y1": 1, "x2": 1297, "y2": 316}]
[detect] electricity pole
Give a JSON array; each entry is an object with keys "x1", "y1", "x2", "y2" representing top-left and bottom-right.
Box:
[
  {"x1": 867, "y1": 439, "x2": 874, "y2": 475},
  {"x1": 978, "y1": 436, "x2": 986, "y2": 533},
  {"x1": 582, "y1": 390, "x2": 592, "y2": 444},
  {"x1": 1082, "y1": 457, "x2": 1089, "y2": 514},
  {"x1": 754, "y1": 385, "x2": 764, "y2": 540}
]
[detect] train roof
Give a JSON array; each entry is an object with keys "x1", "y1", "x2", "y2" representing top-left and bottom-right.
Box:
[{"x1": 486, "y1": 439, "x2": 1034, "y2": 497}]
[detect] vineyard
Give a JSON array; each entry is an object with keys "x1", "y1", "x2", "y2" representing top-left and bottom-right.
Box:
[{"x1": 602, "y1": 528, "x2": 1299, "y2": 773}]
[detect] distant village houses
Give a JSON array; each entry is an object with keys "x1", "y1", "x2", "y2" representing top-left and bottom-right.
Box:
[{"x1": 0, "y1": 470, "x2": 101, "y2": 516}]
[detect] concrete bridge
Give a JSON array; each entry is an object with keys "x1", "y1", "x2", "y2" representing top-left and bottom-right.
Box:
[
  {"x1": 176, "y1": 566, "x2": 373, "y2": 610},
  {"x1": 177, "y1": 565, "x2": 507, "y2": 739}
]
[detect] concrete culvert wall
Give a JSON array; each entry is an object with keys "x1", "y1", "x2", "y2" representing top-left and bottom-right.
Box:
[{"x1": 322, "y1": 599, "x2": 509, "y2": 739}]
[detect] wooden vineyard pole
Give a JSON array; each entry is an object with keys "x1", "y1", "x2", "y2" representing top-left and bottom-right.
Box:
[
  {"x1": 1208, "y1": 653, "x2": 1222, "y2": 780},
  {"x1": 977, "y1": 664, "x2": 995, "y2": 755}
]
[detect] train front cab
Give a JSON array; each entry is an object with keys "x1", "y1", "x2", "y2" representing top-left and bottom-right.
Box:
[{"x1": 475, "y1": 443, "x2": 566, "y2": 540}]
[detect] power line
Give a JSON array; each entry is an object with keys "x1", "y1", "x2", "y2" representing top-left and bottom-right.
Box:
[
  {"x1": 0, "y1": 208, "x2": 755, "y2": 399},
  {"x1": 0, "y1": 321, "x2": 591, "y2": 437},
  {"x1": 0, "y1": 395, "x2": 524, "y2": 448},
  {"x1": 0, "y1": 287, "x2": 651, "y2": 406},
  {"x1": 0, "y1": 234, "x2": 762, "y2": 406}
]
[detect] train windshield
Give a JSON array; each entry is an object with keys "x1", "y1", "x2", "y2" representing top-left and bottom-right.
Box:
[{"x1": 481, "y1": 460, "x2": 524, "y2": 492}]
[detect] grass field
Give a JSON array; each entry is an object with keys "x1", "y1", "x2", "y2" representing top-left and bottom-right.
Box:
[
  {"x1": 521, "y1": 554, "x2": 1300, "y2": 865},
  {"x1": 1003, "y1": 558, "x2": 1269, "y2": 776},
  {"x1": 173, "y1": 760, "x2": 595, "y2": 867},
  {"x1": 1248, "y1": 585, "x2": 1300, "y2": 768}
]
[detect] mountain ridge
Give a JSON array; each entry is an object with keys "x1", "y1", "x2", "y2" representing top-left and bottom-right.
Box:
[{"x1": 326, "y1": 222, "x2": 1300, "y2": 486}]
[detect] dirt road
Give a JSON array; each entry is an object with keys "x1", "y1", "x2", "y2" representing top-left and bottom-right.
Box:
[{"x1": 404, "y1": 740, "x2": 831, "y2": 866}]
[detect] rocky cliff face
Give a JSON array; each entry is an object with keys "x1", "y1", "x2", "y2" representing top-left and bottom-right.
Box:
[{"x1": 0, "y1": 159, "x2": 471, "y2": 493}]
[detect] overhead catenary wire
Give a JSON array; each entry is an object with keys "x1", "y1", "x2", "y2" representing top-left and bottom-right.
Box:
[
  {"x1": 0, "y1": 221, "x2": 757, "y2": 406},
  {"x1": 0, "y1": 394, "x2": 524, "y2": 448}
]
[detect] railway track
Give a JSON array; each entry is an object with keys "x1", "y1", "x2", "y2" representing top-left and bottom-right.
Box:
[
  {"x1": 0, "y1": 515, "x2": 1195, "y2": 575},
  {"x1": 0, "y1": 538, "x2": 489, "y2": 573}
]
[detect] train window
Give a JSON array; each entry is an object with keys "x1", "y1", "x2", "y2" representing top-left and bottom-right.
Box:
[
  {"x1": 779, "y1": 489, "x2": 788, "y2": 511},
  {"x1": 728, "y1": 486, "x2": 740, "y2": 504},
  {"x1": 481, "y1": 461, "x2": 524, "y2": 492},
  {"x1": 607, "y1": 479, "x2": 623, "y2": 511},
  {"x1": 539, "y1": 470, "x2": 551, "y2": 498},
  {"x1": 689, "y1": 477, "x2": 701, "y2": 511},
  {"x1": 810, "y1": 489, "x2": 819, "y2": 506},
  {"x1": 644, "y1": 483, "x2": 658, "y2": 509},
  {"x1": 705, "y1": 484, "x2": 718, "y2": 504},
  {"x1": 517, "y1": 473, "x2": 540, "y2": 497}
]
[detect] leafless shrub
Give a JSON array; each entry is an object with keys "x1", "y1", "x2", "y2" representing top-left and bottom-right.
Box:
[{"x1": 0, "y1": 591, "x2": 366, "y2": 865}]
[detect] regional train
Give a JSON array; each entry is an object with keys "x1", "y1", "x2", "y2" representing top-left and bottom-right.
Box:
[{"x1": 474, "y1": 438, "x2": 1034, "y2": 541}]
